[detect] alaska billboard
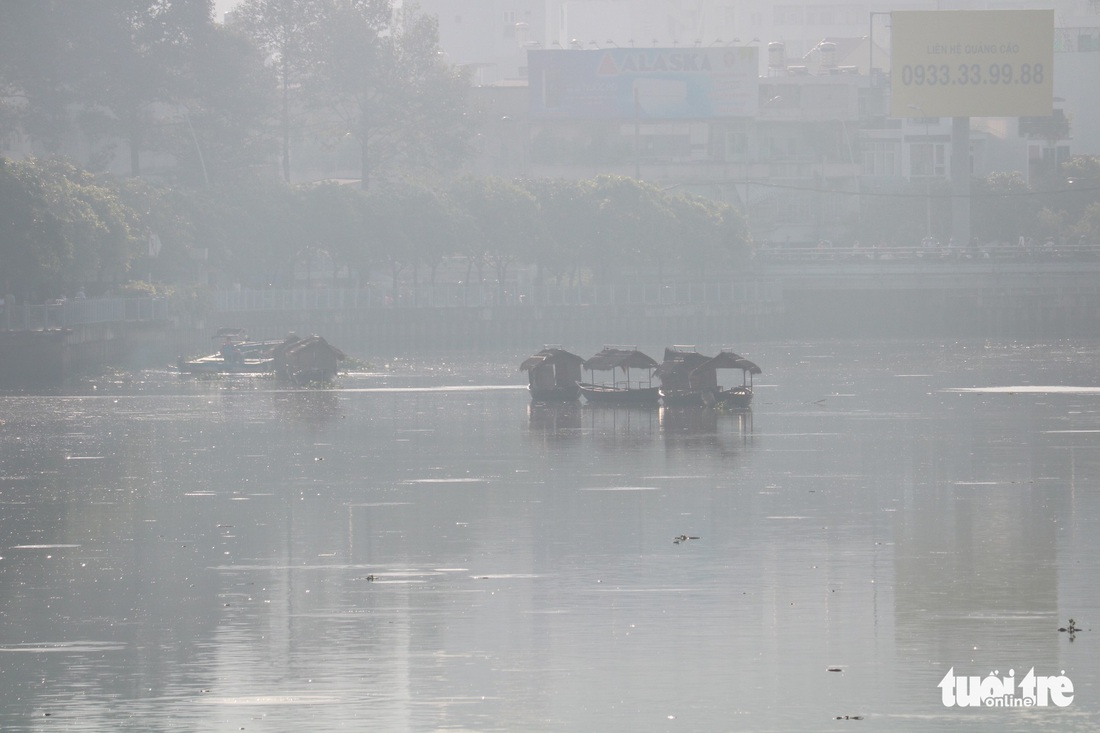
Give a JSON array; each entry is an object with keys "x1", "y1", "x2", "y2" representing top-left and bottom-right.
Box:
[
  {"x1": 529, "y1": 47, "x2": 759, "y2": 120},
  {"x1": 891, "y1": 10, "x2": 1053, "y2": 117}
]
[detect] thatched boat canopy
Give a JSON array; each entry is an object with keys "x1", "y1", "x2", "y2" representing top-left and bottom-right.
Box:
[
  {"x1": 654, "y1": 347, "x2": 711, "y2": 381},
  {"x1": 583, "y1": 347, "x2": 659, "y2": 373},
  {"x1": 274, "y1": 334, "x2": 347, "y2": 362},
  {"x1": 696, "y1": 350, "x2": 762, "y2": 376},
  {"x1": 520, "y1": 347, "x2": 584, "y2": 372}
]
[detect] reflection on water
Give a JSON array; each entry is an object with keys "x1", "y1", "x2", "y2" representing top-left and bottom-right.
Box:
[
  {"x1": 2, "y1": 340, "x2": 1100, "y2": 731},
  {"x1": 527, "y1": 400, "x2": 582, "y2": 435},
  {"x1": 528, "y1": 402, "x2": 752, "y2": 454},
  {"x1": 271, "y1": 387, "x2": 344, "y2": 423}
]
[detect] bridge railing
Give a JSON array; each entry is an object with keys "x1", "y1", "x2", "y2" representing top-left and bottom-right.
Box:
[{"x1": 754, "y1": 240, "x2": 1100, "y2": 262}]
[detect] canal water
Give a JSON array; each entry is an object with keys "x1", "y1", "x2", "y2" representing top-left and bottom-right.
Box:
[{"x1": 1, "y1": 339, "x2": 1099, "y2": 732}]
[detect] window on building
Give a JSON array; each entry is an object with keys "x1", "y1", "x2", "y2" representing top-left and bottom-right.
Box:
[
  {"x1": 862, "y1": 141, "x2": 898, "y2": 176},
  {"x1": 911, "y1": 142, "x2": 945, "y2": 177},
  {"x1": 773, "y1": 6, "x2": 801, "y2": 25},
  {"x1": 726, "y1": 131, "x2": 748, "y2": 161}
]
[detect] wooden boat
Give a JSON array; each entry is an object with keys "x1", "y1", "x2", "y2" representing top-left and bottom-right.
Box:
[
  {"x1": 700, "y1": 350, "x2": 761, "y2": 409},
  {"x1": 176, "y1": 329, "x2": 283, "y2": 374},
  {"x1": 272, "y1": 335, "x2": 346, "y2": 384},
  {"x1": 578, "y1": 346, "x2": 660, "y2": 406},
  {"x1": 520, "y1": 347, "x2": 583, "y2": 401},
  {"x1": 176, "y1": 351, "x2": 274, "y2": 374},
  {"x1": 656, "y1": 346, "x2": 761, "y2": 408},
  {"x1": 178, "y1": 330, "x2": 346, "y2": 383},
  {"x1": 655, "y1": 346, "x2": 712, "y2": 406}
]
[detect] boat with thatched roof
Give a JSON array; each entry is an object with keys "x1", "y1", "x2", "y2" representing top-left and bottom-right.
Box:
[
  {"x1": 656, "y1": 346, "x2": 761, "y2": 408},
  {"x1": 272, "y1": 334, "x2": 346, "y2": 384},
  {"x1": 698, "y1": 350, "x2": 761, "y2": 408},
  {"x1": 520, "y1": 347, "x2": 583, "y2": 401},
  {"x1": 578, "y1": 346, "x2": 660, "y2": 406}
]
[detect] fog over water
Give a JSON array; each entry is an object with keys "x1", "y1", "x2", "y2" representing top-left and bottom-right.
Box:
[{"x1": 1, "y1": 339, "x2": 1099, "y2": 731}]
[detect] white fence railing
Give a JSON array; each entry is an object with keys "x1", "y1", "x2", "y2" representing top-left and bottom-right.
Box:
[{"x1": 212, "y1": 281, "x2": 781, "y2": 312}]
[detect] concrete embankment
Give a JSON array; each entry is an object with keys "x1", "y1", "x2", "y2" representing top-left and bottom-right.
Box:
[
  {"x1": 0, "y1": 321, "x2": 184, "y2": 387},
  {"x1": 4, "y1": 262, "x2": 1100, "y2": 387}
]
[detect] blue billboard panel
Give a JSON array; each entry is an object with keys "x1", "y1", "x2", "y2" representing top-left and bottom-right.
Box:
[{"x1": 529, "y1": 48, "x2": 760, "y2": 120}]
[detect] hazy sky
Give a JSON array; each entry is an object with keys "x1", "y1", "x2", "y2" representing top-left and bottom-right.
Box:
[{"x1": 214, "y1": 0, "x2": 240, "y2": 23}]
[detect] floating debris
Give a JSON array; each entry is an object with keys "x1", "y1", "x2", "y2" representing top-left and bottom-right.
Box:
[{"x1": 1058, "y1": 618, "x2": 1083, "y2": 640}]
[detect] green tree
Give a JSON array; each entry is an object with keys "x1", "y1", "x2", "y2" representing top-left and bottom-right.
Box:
[
  {"x1": 588, "y1": 176, "x2": 675, "y2": 281},
  {"x1": 230, "y1": 0, "x2": 322, "y2": 182},
  {"x1": 972, "y1": 172, "x2": 1042, "y2": 244},
  {"x1": 71, "y1": 1, "x2": 216, "y2": 176},
  {"x1": 1, "y1": 2, "x2": 272, "y2": 182},
  {"x1": 521, "y1": 178, "x2": 595, "y2": 286},
  {"x1": 665, "y1": 193, "x2": 750, "y2": 277},
  {"x1": 170, "y1": 22, "x2": 278, "y2": 186},
  {"x1": 307, "y1": 0, "x2": 473, "y2": 189},
  {"x1": 297, "y1": 181, "x2": 364, "y2": 284},
  {"x1": 0, "y1": 157, "x2": 139, "y2": 299},
  {"x1": 0, "y1": 2, "x2": 83, "y2": 151},
  {"x1": 1075, "y1": 202, "x2": 1100, "y2": 246},
  {"x1": 391, "y1": 182, "x2": 458, "y2": 296},
  {"x1": 449, "y1": 176, "x2": 537, "y2": 299}
]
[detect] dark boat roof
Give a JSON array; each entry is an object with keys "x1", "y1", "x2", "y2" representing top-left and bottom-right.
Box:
[
  {"x1": 274, "y1": 334, "x2": 347, "y2": 360},
  {"x1": 696, "y1": 350, "x2": 762, "y2": 375},
  {"x1": 520, "y1": 347, "x2": 584, "y2": 372},
  {"x1": 655, "y1": 347, "x2": 712, "y2": 379},
  {"x1": 583, "y1": 346, "x2": 658, "y2": 372}
]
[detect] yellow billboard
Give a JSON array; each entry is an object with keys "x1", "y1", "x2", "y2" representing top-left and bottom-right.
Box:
[{"x1": 890, "y1": 10, "x2": 1053, "y2": 117}]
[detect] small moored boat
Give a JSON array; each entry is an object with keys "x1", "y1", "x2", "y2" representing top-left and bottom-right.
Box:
[
  {"x1": 520, "y1": 347, "x2": 584, "y2": 401},
  {"x1": 272, "y1": 334, "x2": 346, "y2": 384},
  {"x1": 178, "y1": 330, "x2": 346, "y2": 383},
  {"x1": 656, "y1": 346, "x2": 761, "y2": 408},
  {"x1": 703, "y1": 350, "x2": 761, "y2": 409},
  {"x1": 177, "y1": 328, "x2": 283, "y2": 374},
  {"x1": 578, "y1": 346, "x2": 660, "y2": 406}
]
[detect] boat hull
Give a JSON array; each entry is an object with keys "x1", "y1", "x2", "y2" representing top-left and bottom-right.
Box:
[
  {"x1": 578, "y1": 383, "x2": 660, "y2": 406},
  {"x1": 660, "y1": 387, "x2": 753, "y2": 408},
  {"x1": 177, "y1": 355, "x2": 273, "y2": 374},
  {"x1": 715, "y1": 387, "x2": 753, "y2": 409}
]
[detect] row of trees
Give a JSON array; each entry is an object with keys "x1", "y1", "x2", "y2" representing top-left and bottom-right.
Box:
[
  {"x1": 7, "y1": 152, "x2": 1100, "y2": 303},
  {"x1": 851, "y1": 156, "x2": 1100, "y2": 249},
  {"x1": 0, "y1": 0, "x2": 472, "y2": 188},
  {"x1": 0, "y1": 156, "x2": 752, "y2": 302}
]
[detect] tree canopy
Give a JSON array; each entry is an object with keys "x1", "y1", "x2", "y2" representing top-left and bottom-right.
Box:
[
  {"x1": 0, "y1": 160, "x2": 756, "y2": 300},
  {"x1": 1, "y1": 0, "x2": 472, "y2": 187}
]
